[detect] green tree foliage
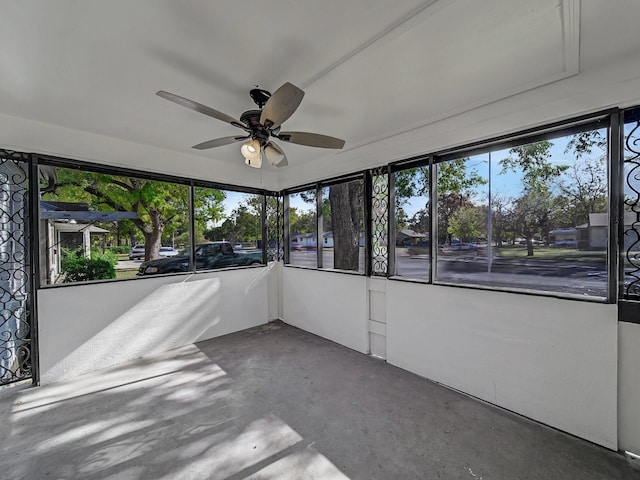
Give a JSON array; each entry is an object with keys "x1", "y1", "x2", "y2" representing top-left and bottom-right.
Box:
[
  {"x1": 556, "y1": 154, "x2": 607, "y2": 227},
  {"x1": 290, "y1": 207, "x2": 316, "y2": 234},
  {"x1": 206, "y1": 202, "x2": 261, "y2": 244},
  {"x1": 45, "y1": 168, "x2": 225, "y2": 261},
  {"x1": 448, "y1": 205, "x2": 482, "y2": 243},
  {"x1": 437, "y1": 159, "x2": 485, "y2": 194},
  {"x1": 511, "y1": 191, "x2": 553, "y2": 256},
  {"x1": 500, "y1": 141, "x2": 568, "y2": 192},
  {"x1": 437, "y1": 193, "x2": 473, "y2": 244},
  {"x1": 499, "y1": 141, "x2": 568, "y2": 255}
]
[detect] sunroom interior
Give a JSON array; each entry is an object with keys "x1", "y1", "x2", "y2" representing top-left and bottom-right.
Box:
[{"x1": 2, "y1": 1, "x2": 640, "y2": 478}]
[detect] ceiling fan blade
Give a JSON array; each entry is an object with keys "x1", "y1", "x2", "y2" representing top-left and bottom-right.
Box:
[
  {"x1": 157, "y1": 90, "x2": 244, "y2": 128},
  {"x1": 192, "y1": 135, "x2": 248, "y2": 150},
  {"x1": 278, "y1": 131, "x2": 345, "y2": 149},
  {"x1": 264, "y1": 142, "x2": 288, "y2": 167},
  {"x1": 260, "y1": 82, "x2": 305, "y2": 129}
]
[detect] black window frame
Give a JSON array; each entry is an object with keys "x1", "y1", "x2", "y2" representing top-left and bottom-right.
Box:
[{"x1": 35, "y1": 154, "x2": 273, "y2": 288}]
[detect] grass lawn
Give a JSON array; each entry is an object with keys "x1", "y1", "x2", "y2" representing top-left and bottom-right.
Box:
[
  {"x1": 496, "y1": 245, "x2": 606, "y2": 262},
  {"x1": 115, "y1": 268, "x2": 138, "y2": 279}
]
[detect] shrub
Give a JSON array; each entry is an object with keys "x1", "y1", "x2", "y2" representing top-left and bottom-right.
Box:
[{"x1": 61, "y1": 248, "x2": 117, "y2": 283}]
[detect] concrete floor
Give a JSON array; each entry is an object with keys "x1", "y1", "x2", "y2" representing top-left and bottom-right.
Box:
[{"x1": 0, "y1": 322, "x2": 636, "y2": 480}]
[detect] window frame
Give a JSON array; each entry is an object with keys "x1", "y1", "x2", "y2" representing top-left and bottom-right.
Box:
[
  {"x1": 283, "y1": 172, "x2": 367, "y2": 275},
  {"x1": 35, "y1": 155, "x2": 272, "y2": 288}
]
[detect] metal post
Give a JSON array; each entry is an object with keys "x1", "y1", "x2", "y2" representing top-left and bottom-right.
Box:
[
  {"x1": 388, "y1": 167, "x2": 396, "y2": 278},
  {"x1": 317, "y1": 185, "x2": 323, "y2": 269},
  {"x1": 430, "y1": 159, "x2": 438, "y2": 283},
  {"x1": 28, "y1": 155, "x2": 41, "y2": 385},
  {"x1": 283, "y1": 193, "x2": 290, "y2": 264},
  {"x1": 261, "y1": 194, "x2": 268, "y2": 263},
  {"x1": 610, "y1": 110, "x2": 622, "y2": 302},
  {"x1": 188, "y1": 182, "x2": 196, "y2": 272},
  {"x1": 487, "y1": 152, "x2": 493, "y2": 273},
  {"x1": 364, "y1": 170, "x2": 373, "y2": 277}
]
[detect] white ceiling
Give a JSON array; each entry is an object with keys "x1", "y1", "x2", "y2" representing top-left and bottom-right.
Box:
[{"x1": 2, "y1": 0, "x2": 640, "y2": 190}]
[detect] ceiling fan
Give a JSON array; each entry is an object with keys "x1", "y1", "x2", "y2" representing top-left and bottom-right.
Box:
[{"x1": 156, "y1": 82, "x2": 345, "y2": 168}]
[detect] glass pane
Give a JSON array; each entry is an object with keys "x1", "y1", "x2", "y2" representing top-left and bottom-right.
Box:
[
  {"x1": 194, "y1": 188, "x2": 264, "y2": 271},
  {"x1": 288, "y1": 190, "x2": 317, "y2": 268},
  {"x1": 394, "y1": 166, "x2": 430, "y2": 280},
  {"x1": 40, "y1": 166, "x2": 191, "y2": 283},
  {"x1": 435, "y1": 129, "x2": 608, "y2": 297},
  {"x1": 322, "y1": 179, "x2": 365, "y2": 273}
]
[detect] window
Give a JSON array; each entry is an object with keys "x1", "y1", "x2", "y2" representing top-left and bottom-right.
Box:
[
  {"x1": 393, "y1": 165, "x2": 430, "y2": 280},
  {"x1": 39, "y1": 164, "x2": 191, "y2": 284},
  {"x1": 321, "y1": 178, "x2": 365, "y2": 272},
  {"x1": 434, "y1": 126, "x2": 609, "y2": 298},
  {"x1": 194, "y1": 187, "x2": 264, "y2": 271},
  {"x1": 287, "y1": 190, "x2": 317, "y2": 268}
]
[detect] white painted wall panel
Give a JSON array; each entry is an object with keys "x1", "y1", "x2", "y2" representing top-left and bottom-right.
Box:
[
  {"x1": 267, "y1": 261, "x2": 283, "y2": 320},
  {"x1": 282, "y1": 268, "x2": 367, "y2": 354},
  {"x1": 386, "y1": 282, "x2": 618, "y2": 450},
  {"x1": 38, "y1": 267, "x2": 270, "y2": 384},
  {"x1": 619, "y1": 322, "x2": 640, "y2": 455}
]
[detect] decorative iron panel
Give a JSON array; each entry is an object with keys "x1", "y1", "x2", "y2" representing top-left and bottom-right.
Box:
[
  {"x1": 266, "y1": 194, "x2": 284, "y2": 261},
  {"x1": 624, "y1": 117, "x2": 640, "y2": 300},
  {"x1": 371, "y1": 167, "x2": 389, "y2": 276},
  {"x1": 0, "y1": 150, "x2": 32, "y2": 385}
]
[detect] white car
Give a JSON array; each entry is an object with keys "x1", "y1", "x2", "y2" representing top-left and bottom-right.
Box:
[
  {"x1": 159, "y1": 246, "x2": 179, "y2": 257},
  {"x1": 128, "y1": 244, "x2": 145, "y2": 260}
]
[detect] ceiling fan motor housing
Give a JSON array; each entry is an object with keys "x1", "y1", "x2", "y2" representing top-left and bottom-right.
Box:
[{"x1": 240, "y1": 109, "x2": 270, "y2": 144}]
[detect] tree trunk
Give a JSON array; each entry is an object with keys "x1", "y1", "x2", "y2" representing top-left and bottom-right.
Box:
[
  {"x1": 142, "y1": 210, "x2": 165, "y2": 260},
  {"x1": 526, "y1": 237, "x2": 534, "y2": 256},
  {"x1": 329, "y1": 183, "x2": 360, "y2": 271}
]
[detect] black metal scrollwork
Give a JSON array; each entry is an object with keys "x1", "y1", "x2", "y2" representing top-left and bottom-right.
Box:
[
  {"x1": 267, "y1": 195, "x2": 284, "y2": 261},
  {"x1": 0, "y1": 150, "x2": 32, "y2": 385},
  {"x1": 624, "y1": 122, "x2": 640, "y2": 299},
  {"x1": 371, "y1": 167, "x2": 389, "y2": 276}
]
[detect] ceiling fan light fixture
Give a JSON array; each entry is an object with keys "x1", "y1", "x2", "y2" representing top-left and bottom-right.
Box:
[
  {"x1": 244, "y1": 155, "x2": 262, "y2": 168},
  {"x1": 241, "y1": 139, "x2": 262, "y2": 167},
  {"x1": 264, "y1": 144, "x2": 285, "y2": 166}
]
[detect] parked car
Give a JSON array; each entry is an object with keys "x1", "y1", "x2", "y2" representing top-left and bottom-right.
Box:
[
  {"x1": 128, "y1": 244, "x2": 145, "y2": 260},
  {"x1": 137, "y1": 241, "x2": 263, "y2": 275},
  {"x1": 159, "y1": 246, "x2": 179, "y2": 257}
]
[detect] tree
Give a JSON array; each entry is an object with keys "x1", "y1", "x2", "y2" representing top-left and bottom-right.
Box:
[
  {"x1": 290, "y1": 207, "x2": 316, "y2": 234},
  {"x1": 511, "y1": 191, "x2": 553, "y2": 256},
  {"x1": 394, "y1": 161, "x2": 485, "y2": 245},
  {"x1": 408, "y1": 208, "x2": 430, "y2": 234},
  {"x1": 489, "y1": 194, "x2": 514, "y2": 246},
  {"x1": 448, "y1": 205, "x2": 482, "y2": 243},
  {"x1": 329, "y1": 181, "x2": 363, "y2": 270},
  {"x1": 499, "y1": 141, "x2": 568, "y2": 255},
  {"x1": 500, "y1": 141, "x2": 568, "y2": 191},
  {"x1": 557, "y1": 151, "x2": 607, "y2": 228},
  {"x1": 437, "y1": 193, "x2": 473, "y2": 244},
  {"x1": 46, "y1": 168, "x2": 225, "y2": 261}
]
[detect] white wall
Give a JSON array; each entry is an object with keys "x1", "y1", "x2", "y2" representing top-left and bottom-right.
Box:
[
  {"x1": 37, "y1": 267, "x2": 271, "y2": 384},
  {"x1": 280, "y1": 269, "x2": 620, "y2": 450},
  {"x1": 0, "y1": 112, "x2": 280, "y2": 191},
  {"x1": 282, "y1": 268, "x2": 368, "y2": 354},
  {"x1": 618, "y1": 322, "x2": 640, "y2": 454}
]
